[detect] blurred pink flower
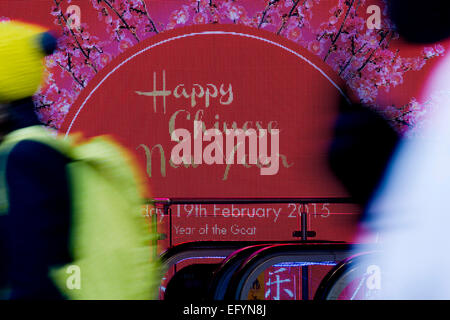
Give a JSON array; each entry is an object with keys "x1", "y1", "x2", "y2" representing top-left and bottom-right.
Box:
[
  {"x1": 423, "y1": 47, "x2": 436, "y2": 59},
  {"x1": 308, "y1": 40, "x2": 322, "y2": 55},
  {"x1": 171, "y1": 7, "x2": 190, "y2": 25},
  {"x1": 329, "y1": 15, "x2": 338, "y2": 25},
  {"x1": 435, "y1": 44, "x2": 445, "y2": 55},
  {"x1": 193, "y1": 12, "x2": 208, "y2": 24},
  {"x1": 287, "y1": 26, "x2": 301, "y2": 41},
  {"x1": 119, "y1": 38, "x2": 133, "y2": 52}
]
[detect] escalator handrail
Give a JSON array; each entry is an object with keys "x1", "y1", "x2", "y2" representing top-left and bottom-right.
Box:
[
  {"x1": 160, "y1": 240, "x2": 347, "y2": 267},
  {"x1": 208, "y1": 244, "x2": 271, "y2": 300},
  {"x1": 313, "y1": 251, "x2": 381, "y2": 300},
  {"x1": 225, "y1": 243, "x2": 369, "y2": 300}
]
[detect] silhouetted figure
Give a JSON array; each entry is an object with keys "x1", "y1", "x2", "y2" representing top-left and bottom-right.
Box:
[
  {"x1": 388, "y1": 0, "x2": 450, "y2": 44},
  {"x1": 328, "y1": 97, "x2": 400, "y2": 212},
  {"x1": 330, "y1": 0, "x2": 450, "y2": 299}
]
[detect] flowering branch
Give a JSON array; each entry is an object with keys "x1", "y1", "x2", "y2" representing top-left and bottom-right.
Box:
[
  {"x1": 139, "y1": 0, "x2": 158, "y2": 33},
  {"x1": 324, "y1": 0, "x2": 358, "y2": 62},
  {"x1": 258, "y1": 0, "x2": 280, "y2": 28},
  {"x1": 99, "y1": 0, "x2": 140, "y2": 42},
  {"x1": 53, "y1": 0, "x2": 99, "y2": 73},
  {"x1": 276, "y1": 0, "x2": 302, "y2": 35},
  {"x1": 56, "y1": 53, "x2": 86, "y2": 88},
  {"x1": 356, "y1": 30, "x2": 390, "y2": 74}
]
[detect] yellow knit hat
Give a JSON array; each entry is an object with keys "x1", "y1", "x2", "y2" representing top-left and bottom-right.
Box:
[{"x1": 0, "y1": 21, "x2": 56, "y2": 103}]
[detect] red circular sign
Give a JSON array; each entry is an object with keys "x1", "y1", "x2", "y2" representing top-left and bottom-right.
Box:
[{"x1": 61, "y1": 24, "x2": 349, "y2": 199}]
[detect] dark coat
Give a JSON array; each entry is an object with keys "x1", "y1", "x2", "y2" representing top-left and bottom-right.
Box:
[{"x1": 0, "y1": 98, "x2": 71, "y2": 299}]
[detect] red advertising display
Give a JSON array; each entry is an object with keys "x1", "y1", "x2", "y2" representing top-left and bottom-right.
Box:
[
  {"x1": 58, "y1": 23, "x2": 361, "y2": 245},
  {"x1": 61, "y1": 24, "x2": 347, "y2": 198}
]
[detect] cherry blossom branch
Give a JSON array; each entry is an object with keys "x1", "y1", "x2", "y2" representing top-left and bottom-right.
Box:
[
  {"x1": 258, "y1": 0, "x2": 280, "y2": 28},
  {"x1": 356, "y1": 30, "x2": 390, "y2": 74},
  {"x1": 139, "y1": 0, "x2": 159, "y2": 33},
  {"x1": 276, "y1": 0, "x2": 303, "y2": 35},
  {"x1": 34, "y1": 96, "x2": 54, "y2": 110},
  {"x1": 393, "y1": 113, "x2": 412, "y2": 127},
  {"x1": 56, "y1": 53, "x2": 86, "y2": 88},
  {"x1": 53, "y1": 0, "x2": 98, "y2": 73},
  {"x1": 339, "y1": 36, "x2": 367, "y2": 76},
  {"x1": 324, "y1": 0, "x2": 357, "y2": 62},
  {"x1": 100, "y1": 0, "x2": 140, "y2": 42}
]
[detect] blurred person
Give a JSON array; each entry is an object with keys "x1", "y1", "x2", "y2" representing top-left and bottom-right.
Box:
[
  {"x1": 329, "y1": 0, "x2": 450, "y2": 299},
  {"x1": 0, "y1": 21, "x2": 70, "y2": 299},
  {"x1": 328, "y1": 96, "x2": 400, "y2": 219},
  {"x1": 362, "y1": 0, "x2": 450, "y2": 299},
  {"x1": 0, "y1": 21, "x2": 161, "y2": 300}
]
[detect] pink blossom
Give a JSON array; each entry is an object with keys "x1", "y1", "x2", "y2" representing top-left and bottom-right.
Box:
[
  {"x1": 105, "y1": 14, "x2": 112, "y2": 24},
  {"x1": 409, "y1": 98, "x2": 421, "y2": 111},
  {"x1": 435, "y1": 44, "x2": 445, "y2": 55},
  {"x1": 329, "y1": 15, "x2": 338, "y2": 25},
  {"x1": 304, "y1": 0, "x2": 313, "y2": 9},
  {"x1": 402, "y1": 112, "x2": 416, "y2": 126},
  {"x1": 227, "y1": 5, "x2": 240, "y2": 20},
  {"x1": 287, "y1": 26, "x2": 301, "y2": 41},
  {"x1": 389, "y1": 73, "x2": 403, "y2": 87},
  {"x1": 123, "y1": 11, "x2": 132, "y2": 21},
  {"x1": 373, "y1": 73, "x2": 385, "y2": 87},
  {"x1": 238, "y1": 15, "x2": 252, "y2": 26},
  {"x1": 171, "y1": 8, "x2": 190, "y2": 25},
  {"x1": 119, "y1": 38, "x2": 133, "y2": 52},
  {"x1": 411, "y1": 57, "x2": 426, "y2": 71},
  {"x1": 212, "y1": 13, "x2": 220, "y2": 23},
  {"x1": 383, "y1": 106, "x2": 402, "y2": 119},
  {"x1": 308, "y1": 40, "x2": 322, "y2": 55},
  {"x1": 97, "y1": 53, "x2": 112, "y2": 68},
  {"x1": 423, "y1": 47, "x2": 436, "y2": 59},
  {"x1": 193, "y1": 12, "x2": 208, "y2": 24}
]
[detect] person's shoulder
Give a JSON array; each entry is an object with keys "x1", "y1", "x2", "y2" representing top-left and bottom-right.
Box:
[
  {"x1": 10, "y1": 139, "x2": 64, "y2": 159},
  {"x1": 7, "y1": 139, "x2": 69, "y2": 171}
]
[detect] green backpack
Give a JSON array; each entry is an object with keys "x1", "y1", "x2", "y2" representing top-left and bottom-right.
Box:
[{"x1": 0, "y1": 125, "x2": 162, "y2": 300}]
